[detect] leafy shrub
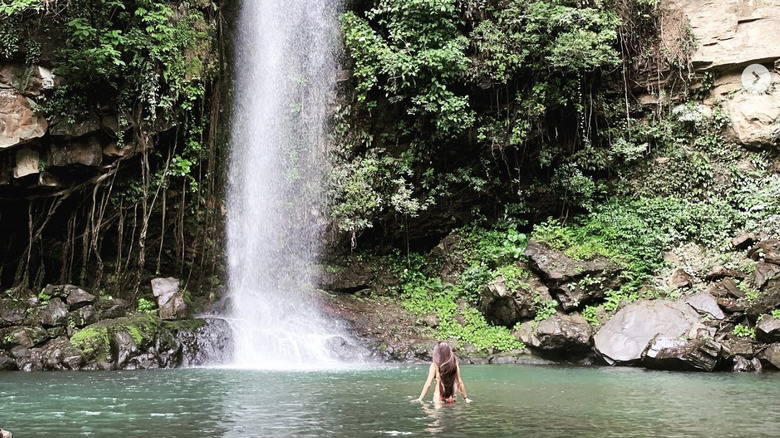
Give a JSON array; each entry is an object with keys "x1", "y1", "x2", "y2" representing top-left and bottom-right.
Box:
[
  {"x1": 733, "y1": 324, "x2": 755, "y2": 339},
  {"x1": 137, "y1": 298, "x2": 157, "y2": 314}
]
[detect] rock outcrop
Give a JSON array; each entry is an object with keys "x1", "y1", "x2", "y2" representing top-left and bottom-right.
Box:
[
  {"x1": 524, "y1": 239, "x2": 624, "y2": 311},
  {"x1": 515, "y1": 314, "x2": 593, "y2": 357},
  {"x1": 479, "y1": 270, "x2": 553, "y2": 327}
]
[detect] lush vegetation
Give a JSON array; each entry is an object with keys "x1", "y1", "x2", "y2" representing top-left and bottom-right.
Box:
[
  {"x1": 0, "y1": 0, "x2": 225, "y2": 302},
  {"x1": 333, "y1": 0, "x2": 780, "y2": 352}
]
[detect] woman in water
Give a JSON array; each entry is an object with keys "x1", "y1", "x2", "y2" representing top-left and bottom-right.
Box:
[{"x1": 415, "y1": 341, "x2": 472, "y2": 404}]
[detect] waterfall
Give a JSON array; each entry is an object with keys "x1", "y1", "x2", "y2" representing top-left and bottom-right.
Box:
[{"x1": 226, "y1": 0, "x2": 355, "y2": 369}]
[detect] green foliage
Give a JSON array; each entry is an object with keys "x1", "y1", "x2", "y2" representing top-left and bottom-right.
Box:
[
  {"x1": 533, "y1": 294, "x2": 557, "y2": 322},
  {"x1": 70, "y1": 326, "x2": 111, "y2": 360},
  {"x1": 399, "y1": 260, "x2": 523, "y2": 352},
  {"x1": 772, "y1": 310, "x2": 780, "y2": 320},
  {"x1": 732, "y1": 324, "x2": 755, "y2": 339},
  {"x1": 38, "y1": 288, "x2": 51, "y2": 303},
  {"x1": 341, "y1": 1, "x2": 472, "y2": 140},
  {"x1": 137, "y1": 297, "x2": 157, "y2": 314},
  {"x1": 603, "y1": 288, "x2": 638, "y2": 312},
  {"x1": 583, "y1": 305, "x2": 599, "y2": 326},
  {"x1": 533, "y1": 196, "x2": 744, "y2": 276}
]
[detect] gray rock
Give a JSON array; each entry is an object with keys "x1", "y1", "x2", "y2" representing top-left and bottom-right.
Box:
[
  {"x1": 111, "y1": 331, "x2": 139, "y2": 369},
  {"x1": 0, "y1": 351, "x2": 17, "y2": 370},
  {"x1": 593, "y1": 300, "x2": 707, "y2": 365},
  {"x1": 748, "y1": 240, "x2": 780, "y2": 265},
  {"x1": 759, "y1": 343, "x2": 780, "y2": 370},
  {"x1": 0, "y1": 427, "x2": 13, "y2": 438},
  {"x1": 730, "y1": 355, "x2": 762, "y2": 373},
  {"x1": 684, "y1": 292, "x2": 725, "y2": 319},
  {"x1": 40, "y1": 298, "x2": 68, "y2": 327},
  {"x1": 642, "y1": 336, "x2": 721, "y2": 372},
  {"x1": 96, "y1": 299, "x2": 128, "y2": 319},
  {"x1": 705, "y1": 265, "x2": 745, "y2": 281},
  {"x1": 754, "y1": 261, "x2": 780, "y2": 289},
  {"x1": 47, "y1": 138, "x2": 103, "y2": 168},
  {"x1": 479, "y1": 273, "x2": 552, "y2": 327},
  {"x1": 524, "y1": 239, "x2": 624, "y2": 311},
  {"x1": 668, "y1": 269, "x2": 695, "y2": 290},
  {"x1": 0, "y1": 299, "x2": 25, "y2": 327},
  {"x1": 721, "y1": 337, "x2": 757, "y2": 360},
  {"x1": 70, "y1": 305, "x2": 98, "y2": 328},
  {"x1": 65, "y1": 287, "x2": 96, "y2": 310},
  {"x1": 0, "y1": 326, "x2": 49, "y2": 349},
  {"x1": 717, "y1": 297, "x2": 746, "y2": 313},
  {"x1": 756, "y1": 315, "x2": 780, "y2": 343},
  {"x1": 151, "y1": 277, "x2": 188, "y2": 320},
  {"x1": 516, "y1": 315, "x2": 592, "y2": 355},
  {"x1": 746, "y1": 279, "x2": 780, "y2": 320},
  {"x1": 706, "y1": 278, "x2": 744, "y2": 298}
]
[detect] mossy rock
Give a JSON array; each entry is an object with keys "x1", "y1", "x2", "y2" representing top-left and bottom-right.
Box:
[{"x1": 70, "y1": 314, "x2": 162, "y2": 363}]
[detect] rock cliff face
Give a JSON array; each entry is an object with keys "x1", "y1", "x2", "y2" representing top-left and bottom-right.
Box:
[
  {"x1": 0, "y1": 57, "x2": 134, "y2": 194},
  {"x1": 663, "y1": 0, "x2": 779, "y2": 149}
]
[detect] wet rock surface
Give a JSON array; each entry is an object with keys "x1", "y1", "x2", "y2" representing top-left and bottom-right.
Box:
[{"x1": 0, "y1": 284, "x2": 231, "y2": 371}]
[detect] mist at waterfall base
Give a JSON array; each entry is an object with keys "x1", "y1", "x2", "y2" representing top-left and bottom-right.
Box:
[{"x1": 223, "y1": 0, "x2": 363, "y2": 370}]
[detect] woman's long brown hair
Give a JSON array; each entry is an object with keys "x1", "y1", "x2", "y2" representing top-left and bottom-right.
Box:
[{"x1": 433, "y1": 342, "x2": 457, "y2": 398}]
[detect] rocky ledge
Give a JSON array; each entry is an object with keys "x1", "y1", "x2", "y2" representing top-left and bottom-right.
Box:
[{"x1": 0, "y1": 283, "x2": 231, "y2": 371}]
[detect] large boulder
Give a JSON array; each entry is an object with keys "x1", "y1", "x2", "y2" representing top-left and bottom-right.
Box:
[
  {"x1": 0, "y1": 89, "x2": 47, "y2": 149},
  {"x1": 756, "y1": 315, "x2": 780, "y2": 343},
  {"x1": 593, "y1": 300, "x2": 709, "y2": 365},
  {"x1": 642, "y1": 335, "x2": 721, "y2": 372},
  {"x1": 65, "y1": 287, "x2": 96, "y2": 310},
  {"x1": 479, "y1": 272, "x2": 553, "y2": 327},
  {"x1": 515, "y1": 314, "x2": 592, "y2": 356},
  {"x1": 684, "y1": 292, "x2": 725, "y2": 320},
  {"x1": 758, "y1": 343, "x2": 780, "y2": 370},
  {"x1": 729, "y1": 355, "x2": 762, "y2": 373},
  {"x1": 524, "y1": 239, "x2": 623, "y2": 310},
  {"x1": 40, "y1": 298, "x2": 68, "y2": 327},
  {"x1": 96, "y1": 298, "x2": 129, "y2": 319},
  {"x1": 0, "y1": 299, "x2": 26, "y2": 327},
  {"x1": 151, "y1": 277, "x2": 188, "y2": 320}
]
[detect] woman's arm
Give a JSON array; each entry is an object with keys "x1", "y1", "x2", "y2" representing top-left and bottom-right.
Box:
[
  {"x1": 456, "y1": 364, "x2": 472, "y2": 403},
  {"x1": 416, "y1": 363, "x2": 436, "y2": 402}
]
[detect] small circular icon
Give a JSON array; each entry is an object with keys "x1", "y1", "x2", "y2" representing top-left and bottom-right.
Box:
[{"x1": 741, "y1": 63, "x2": 771, "y2": 94}]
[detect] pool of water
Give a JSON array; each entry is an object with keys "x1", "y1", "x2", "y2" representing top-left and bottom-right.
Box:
[{"x1": 1, "y1": 365, "x2": 779, "y2": 437}]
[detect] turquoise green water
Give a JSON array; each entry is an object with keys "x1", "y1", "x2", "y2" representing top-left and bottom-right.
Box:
[{"x1": 1, "y1": 365, "x2": 779, "y2": 437}]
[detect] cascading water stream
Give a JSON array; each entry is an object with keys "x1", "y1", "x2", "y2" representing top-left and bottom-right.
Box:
[{"x1": 225, "y1": 0, "x2": 357, "y2": 369}]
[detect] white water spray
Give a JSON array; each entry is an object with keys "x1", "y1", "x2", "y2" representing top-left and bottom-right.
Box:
[{"x1": 226, "y1": 0, "x2": 356, "y2": 369}]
